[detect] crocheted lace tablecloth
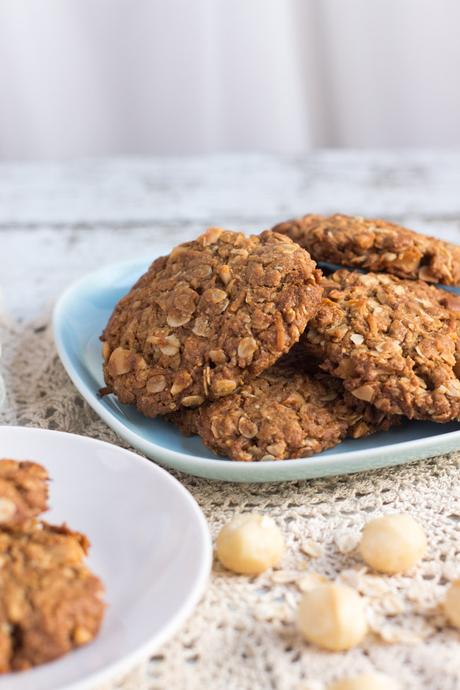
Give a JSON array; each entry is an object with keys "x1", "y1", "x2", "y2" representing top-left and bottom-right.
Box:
[{"x1": 3, "y1": 153, "x2": 460, "y2": 690}]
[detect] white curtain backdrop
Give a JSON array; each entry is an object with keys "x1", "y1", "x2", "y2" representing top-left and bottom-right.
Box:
[{"x1": 0, "y1": 0, "x2": 459, "y2": 159}]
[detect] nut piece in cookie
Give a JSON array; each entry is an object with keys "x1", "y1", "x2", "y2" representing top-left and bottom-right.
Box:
[
  {"x1": 0, "y1": 460, "x2": 49, "y2": 527},
  {"x1": 0, "y1": 521, "x2": 105, "y2": 672},
  {"x1": 303, "y1": 269, "x2": 460, "y2": 421},
  {"x1": 170, "y1": 359, "x2": 395, "y2": 461},
  {"x1": 101, "y1": 229, "x2": 323, "y2": 417},
  {"x1": 273, "y1": 213, "x2": 460, "y2": 286}
]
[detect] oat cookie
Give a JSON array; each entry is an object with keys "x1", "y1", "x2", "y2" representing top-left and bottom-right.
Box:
[
  {"x1": 273, "y1": 213, "x2": 460, "y2": 286},
  {"x1": 101, "y1": 228, "x2": 323, "y2": 417},
  {"x1": 170, "y1": 360, "x2": 395, "y2": 461},
  {"x1": 0, "y1": 460, "x2": 48, "y2": 526},
  {"x1": 303, "y1": 269, "x2": 460, "y2": 421},
  {"x1": 0, "y1": 521, "x2": 105, "y2": 672}
]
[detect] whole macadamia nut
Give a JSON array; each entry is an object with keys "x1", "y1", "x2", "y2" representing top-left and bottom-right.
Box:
[
  {"x1": 328, "y1": 672, "x2": 399, "y2": 690},
  {"x1": 359, "y1": 514, "x2": 426, "y2": 574},
  {"x1": 444, "y1": 580, "x2": 460, "y2": 628},
  {"x1": 297, "y1": 583, "x2": 367, "y2": 651},
  {"x1": 215, "y1": 514, "x2": 284, "y2": 575}
]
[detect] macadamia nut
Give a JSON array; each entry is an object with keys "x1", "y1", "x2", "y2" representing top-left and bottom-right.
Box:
[
  {"x1": 328, "y1": 672, "x2": 399, "y2": 690},
  {"x1": 215, "y1": 514, "x2": 284, "y2": 575},
  {"x1": 359, "y1": 514, "x2": 426, "y2": 574},
  {"x1": 444, "y1": 580, "x2": 460, "y2": 628},
  {"x1": 297, "y1": 583, "x2": 367, "y2": 651}
]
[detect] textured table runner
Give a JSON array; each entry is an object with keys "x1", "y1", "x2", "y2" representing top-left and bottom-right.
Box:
[{"x1": 2, "y1": 153, "x2": 460, "y2": 689}]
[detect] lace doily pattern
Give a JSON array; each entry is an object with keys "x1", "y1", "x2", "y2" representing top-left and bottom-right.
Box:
[{"x1": 2, "y1": 315, "x2": 460, "y2": 690}]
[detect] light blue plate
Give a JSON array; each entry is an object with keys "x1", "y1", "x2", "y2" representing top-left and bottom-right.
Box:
[{"x1": 53, "y1": 259, "x2": 460, "y2": 482}]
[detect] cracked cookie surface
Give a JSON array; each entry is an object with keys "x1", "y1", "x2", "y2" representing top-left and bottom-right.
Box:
[
  {"x1": 303, "y1": 269, "x2": 460, "y2": 421},
  {"x1": 0, "y1": 521, "x2": 104, "y2": 672},
  {"x1": 0, "y1": 460, "x2": 49, "y2": 527},
  {"x1": 273, "y1": 213, "x2": 460, "y2": 286},
  {"x1": 101, "y1": 228, "x2": 323, "y2": 417},
  {"x1": 170, "y1": 358, "x2": 396, "y2": 461}
]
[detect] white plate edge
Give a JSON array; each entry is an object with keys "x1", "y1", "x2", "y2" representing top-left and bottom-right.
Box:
[{"x1": 0, "y1": 426, "x2": 213, "y2": 690}]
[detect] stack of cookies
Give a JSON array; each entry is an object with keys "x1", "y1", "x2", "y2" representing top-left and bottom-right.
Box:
[
  {"x1": 101, "y1": 218, "x2": 460, "y2": 461},
  {"x1": 0, "y1": 460, "x2": 104, "y2": 672}
]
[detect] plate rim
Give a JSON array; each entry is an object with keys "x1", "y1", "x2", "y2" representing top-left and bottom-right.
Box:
[
  {"x1": 0, "y1": 425, "x2": 212, "y2": 690},
  {"x1": 53, "y1": 257, "x2": 460, "y2": 483}
]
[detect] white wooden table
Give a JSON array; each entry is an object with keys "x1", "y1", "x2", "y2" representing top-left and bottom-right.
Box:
[{"x1": 2, "y1": 152, "x2": 460, "y2": 690}]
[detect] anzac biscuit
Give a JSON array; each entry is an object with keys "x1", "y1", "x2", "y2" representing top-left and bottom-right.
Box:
[
  {"x1": 273, "y1": 213, "x2": 460, "y2": 286},
  {"x1": 0, "y1": 460, "x2": 48, "y2": 527},
  {"x1": 170, "y1": 360, "x2": 395, "y2": 461},
  {"x1": 101, "y1": 228, "x2": 323, "y2": 417},
  {"x1": 0, "y1": 521, "x2": 104, "y2": 672},
  {"x1": 303, "y1": 270, "x2": 460, "y2": 421}
]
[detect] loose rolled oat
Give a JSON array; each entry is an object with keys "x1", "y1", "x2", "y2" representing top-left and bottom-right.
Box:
[
  {"x1": 444, "y1": 579, "x2": 460, "y2": 628},
  {"x1": 327, "y1": 673, "x2": 399, "y2": 690}
]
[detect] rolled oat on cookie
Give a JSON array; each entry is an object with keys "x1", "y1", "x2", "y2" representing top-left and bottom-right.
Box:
[
  {"x1": 303, "y1": 269, "x2": 460, "y2": 421},
  {"x1": 101, "y1": 228, "x2": 323, "y2": 417},
  {"x1": 0, "y1": 460, "x2": 49, "y2": 527},
  {"x1": 169, "y1": 354, "x2": 396, "y2": 461},
  {"x1": 0, "y1": 459, "x2": 105, "y2": 672},
  {"x1": 273, "y1": 213, "x2": 460, "y2": 286}
]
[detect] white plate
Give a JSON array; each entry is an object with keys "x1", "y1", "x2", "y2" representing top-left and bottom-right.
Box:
[
  {"x1": 53, "y1": 258, "x2": 460, "y2": 482},
  {"x1": 0, "y1": 426, "x2": 212, "y2": 690}
]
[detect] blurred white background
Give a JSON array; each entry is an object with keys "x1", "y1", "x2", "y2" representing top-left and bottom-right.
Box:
[{"x1": 1, "y1": 0, "x2": 460, "y2": 160}]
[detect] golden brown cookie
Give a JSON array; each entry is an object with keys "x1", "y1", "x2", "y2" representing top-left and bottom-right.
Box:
[
  {"x1": 0, "y1": 521, "x2": 104, "y2": 672},
  {"x1": 303, "y1": 269, "x2": 460, "y2": 421},
  {"x1": 273, "y1": 213, "x2": 460, "y2": 286},
  {"x1": 101, "y1": 228, "x2": 323, "y2": 417},
  {"x1": 0, "y1": 460, "x2": 49, "y2": 527},
  {"x1": 170, "y1": 360, "x2": 396, "y2": 461}
]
